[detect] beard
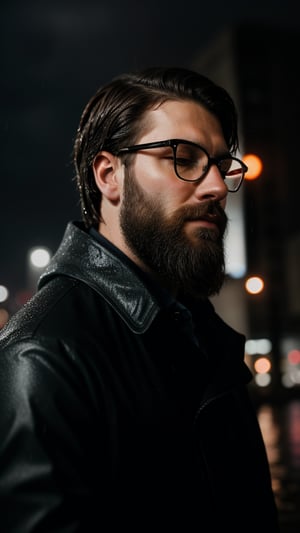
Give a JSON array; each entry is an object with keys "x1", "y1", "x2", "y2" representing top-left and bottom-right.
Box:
[{"x1": 120, "y1": 167, "x2": 228, "y2": 299}]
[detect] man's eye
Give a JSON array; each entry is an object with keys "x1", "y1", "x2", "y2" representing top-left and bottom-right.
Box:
[{"x1": 176, "y1": 157, "x2": 198, "y2": 167}]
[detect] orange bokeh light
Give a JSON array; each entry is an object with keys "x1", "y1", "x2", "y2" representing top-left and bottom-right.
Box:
[
  {"x1": 254, "y1": 357, "x2": 271, "y2": 374},
  {"x1": 245, "y1": 276, "x2": 264, "y2": 295},
  {"x1": 243, "y1": 154, "x2": 263, "y2": 180}
]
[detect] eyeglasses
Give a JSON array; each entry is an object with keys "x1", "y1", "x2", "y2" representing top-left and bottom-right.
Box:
[{"x1": 118, "y1": 138, "x2": 247, "y2": 192}]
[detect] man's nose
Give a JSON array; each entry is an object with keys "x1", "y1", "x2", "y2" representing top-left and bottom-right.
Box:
[{"x1": 194, "y1": 164, "x2": 228, "y2": 202}]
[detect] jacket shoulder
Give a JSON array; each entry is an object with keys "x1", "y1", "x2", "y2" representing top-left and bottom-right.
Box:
[{"x1": 0, "y1": 277, "x2": 80, "y2": 350}]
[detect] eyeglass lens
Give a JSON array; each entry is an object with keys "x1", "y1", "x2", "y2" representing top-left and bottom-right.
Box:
[{"x1": 175, "y1": 143, "x2": 244, "y2": 191}]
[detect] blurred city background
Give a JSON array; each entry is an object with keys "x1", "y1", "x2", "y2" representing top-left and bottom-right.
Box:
[{"x1": 1, "y1": 1, "x2": 300, "y2": 530}]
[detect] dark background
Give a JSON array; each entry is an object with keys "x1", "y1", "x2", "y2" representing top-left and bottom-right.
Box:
[{"x1": 1, "y1": 0, "x2": 299, "y2": 294}]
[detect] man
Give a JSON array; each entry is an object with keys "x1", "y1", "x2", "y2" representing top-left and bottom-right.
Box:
[{"x1": 0, "y1": 67, "x2": 279, "y2": 531}]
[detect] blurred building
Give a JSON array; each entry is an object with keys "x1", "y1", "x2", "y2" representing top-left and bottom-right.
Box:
[{"x1": 192, "y1": 22, "x2": 300, "y2": 397}]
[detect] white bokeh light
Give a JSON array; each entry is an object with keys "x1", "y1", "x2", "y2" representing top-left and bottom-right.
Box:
[
  {"x1": 29, "y1": 247, "x2": 51, "y2": 268},
  {"x1": 0, "y1": 285, "x2": 9, "y2": 303}
]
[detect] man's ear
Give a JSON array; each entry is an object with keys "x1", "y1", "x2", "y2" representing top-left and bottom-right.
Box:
[{"x1": 93, "y1": 151, "x2": 122, "y2": 201}]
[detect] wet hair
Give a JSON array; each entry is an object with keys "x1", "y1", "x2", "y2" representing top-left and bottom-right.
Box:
[{"x1": 73, "y1": 66, "x2": 239, "y2": 227}]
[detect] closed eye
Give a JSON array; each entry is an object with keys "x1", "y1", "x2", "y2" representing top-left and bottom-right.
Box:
[{"x1": 176, "y1": 157, "x2": 199, "y2": 168}]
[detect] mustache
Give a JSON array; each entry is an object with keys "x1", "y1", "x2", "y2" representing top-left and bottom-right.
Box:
[{"x1": 174, "y1": 201, "x2": 228, "y2": 234}]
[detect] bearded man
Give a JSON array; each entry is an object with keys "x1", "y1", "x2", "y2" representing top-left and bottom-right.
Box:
[{"x1": 0, "y1": 67, "x2": 279, "y2": 532}]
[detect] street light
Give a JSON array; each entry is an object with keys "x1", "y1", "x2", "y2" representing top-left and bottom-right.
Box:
[
  {"x1": 0, "y1": 285, "x2": 9, "y2": 303},
  {"x1": 245, "y1": 276, "x2": 264, "y2": 295},
  {"x1": 243, "y1": 153, "x2": 263, "y2": 180},
  {"x1": 27, "y1": 246, "x2": 51, "y2": 293}
]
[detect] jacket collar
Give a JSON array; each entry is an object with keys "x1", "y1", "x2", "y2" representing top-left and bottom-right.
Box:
[{"x1": 39, "y1": 221, "x2": 160, "y2": 333}]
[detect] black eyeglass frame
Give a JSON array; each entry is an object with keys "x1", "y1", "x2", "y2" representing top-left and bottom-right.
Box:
[{"x1": 117, "y1": 138, "x2": 247, "y2": 192}]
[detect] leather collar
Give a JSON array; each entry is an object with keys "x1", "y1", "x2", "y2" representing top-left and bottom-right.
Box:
[{"x1": 39, "y1": 221, "x2": 160, "y2": 333}]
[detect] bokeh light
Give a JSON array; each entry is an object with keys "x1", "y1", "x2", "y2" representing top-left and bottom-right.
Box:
[
  {"x1": 0, "y1": 285, "x2": 9, "y2": 303},
  {"x1": 245, "y1": 276, "x2": 264, "y2": 294},
  {"x1": 0, "y1": 308, "x2": 9, "y2": 328},
  {"x1": 254, "y1": 357, "x2": 272, "y2": 374},
  {"x1": 243, "y1": 153, "x2": 263, "y2": 180},
  {"x1": 29, "y1": 247, "x2": 51, "y2": 268}
]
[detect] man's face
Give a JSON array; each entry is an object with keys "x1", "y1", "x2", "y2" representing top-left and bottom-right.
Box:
[{"x1": 119, "y1": 100, "x2": 229, "y2": 299}]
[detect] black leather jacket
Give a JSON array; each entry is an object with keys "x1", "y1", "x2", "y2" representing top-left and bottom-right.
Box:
[{"x1": 0, "y1": 221, "x2": 279, "y2": 532}]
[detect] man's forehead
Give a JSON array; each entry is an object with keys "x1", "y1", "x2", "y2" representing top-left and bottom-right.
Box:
[
  {"x1": 147, "y1": 99, "x2": 206, "y2": 118},
  {"x1": 139, "y1": 99, "x2": 224, "y2": 146}
]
